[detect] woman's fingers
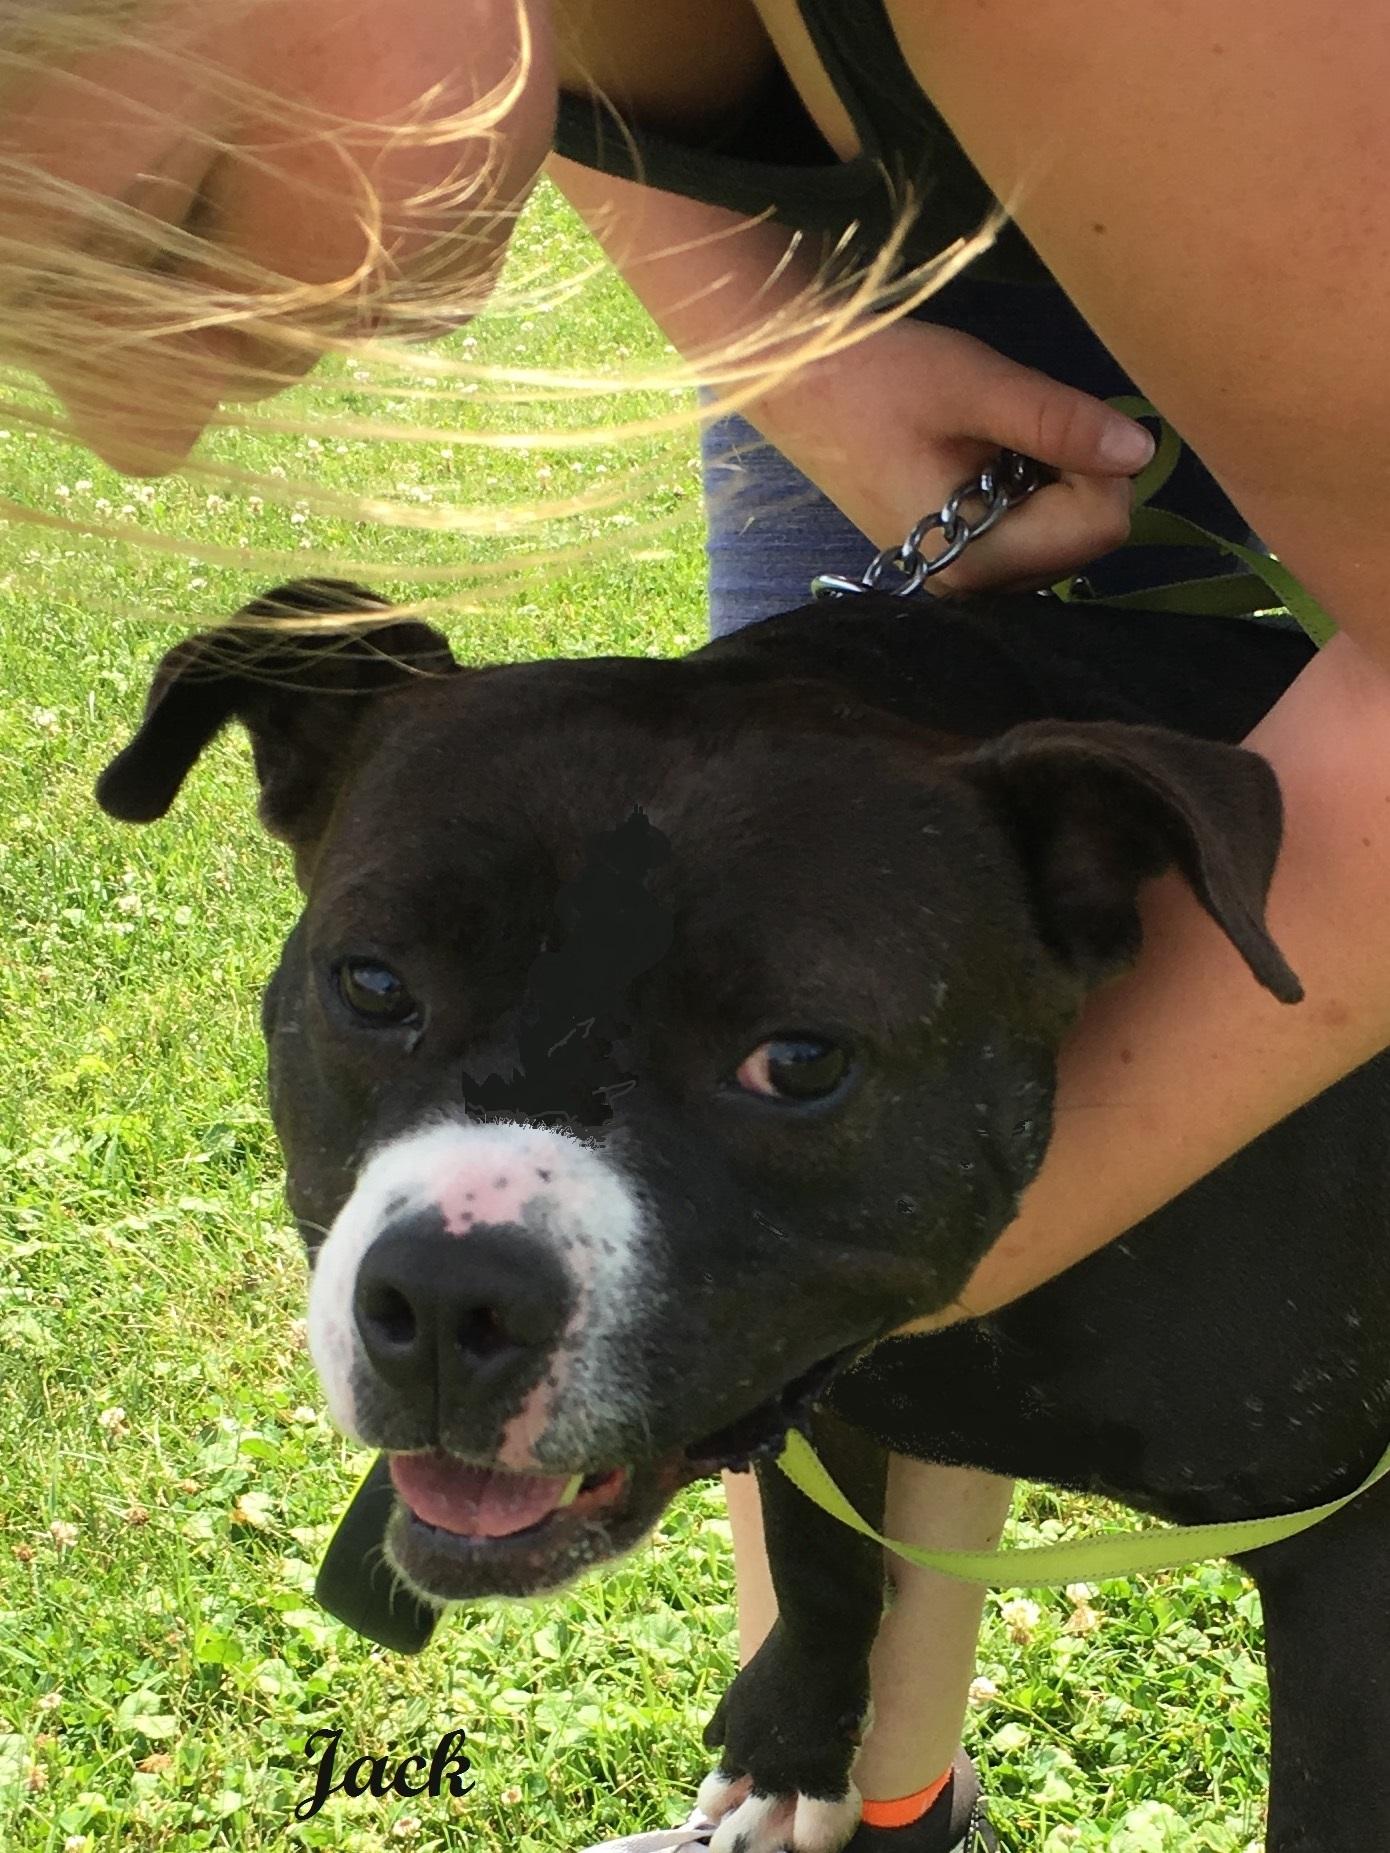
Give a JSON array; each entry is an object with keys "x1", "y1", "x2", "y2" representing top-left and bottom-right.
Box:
[
  {"x1": 720, "y1": 318, "x2": 1152, "y2": 583},
  {"x1": 935, "y1": 473, "x2": 1134, "y2": 593},
  {"x1": 959, "y1": 336, "x2": 1154, "y2": 477},
  {"x1": 907, "y1": 334, "x2": 1149, "y2": 588}
]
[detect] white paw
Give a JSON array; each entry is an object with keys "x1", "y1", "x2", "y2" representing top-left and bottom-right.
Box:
[
  {"x1": 697, "y1": 1769, "x2": 752, "y2": 1824},
  {"x1": 698, "y1": 1771, "x2": 860, "y2": 1853}
]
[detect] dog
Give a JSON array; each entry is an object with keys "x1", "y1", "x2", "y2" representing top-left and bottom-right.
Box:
[{"x1": 98, "y1": 578, "x2": 1390, "y2": 1853}]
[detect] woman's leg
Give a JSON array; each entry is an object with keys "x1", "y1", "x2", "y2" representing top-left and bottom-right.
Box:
[
  {"x1": 701, "y1": 399, "x2": 871, "y2": 637},
  {"x1": 855, "y1": 1460, "x2": 1013, "y2": 1806},
  {"x1": 723, "y1": 1461, "x2": 1011, "y2": 1814}
]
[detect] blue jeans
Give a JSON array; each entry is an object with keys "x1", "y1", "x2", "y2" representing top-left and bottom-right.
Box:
[{"x1": 701, "y1": 278, "x2": 1255, "y2": 639}]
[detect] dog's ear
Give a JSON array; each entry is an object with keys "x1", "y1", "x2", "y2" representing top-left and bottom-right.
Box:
[
  {"x1": 957, "y1": 719, "x2": 1303, "y2": 1002},
  {"x1": 96, "y1": 579, "x2": 458, "y2": 862}
]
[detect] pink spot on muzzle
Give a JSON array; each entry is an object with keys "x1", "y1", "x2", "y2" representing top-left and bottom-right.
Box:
[
  {"x1": 496, "y1": 1373, "x2": 565, "y2": 1470},
  {"x1": 437, "y1": 1170, "x2": 539, "y2": 1237}
]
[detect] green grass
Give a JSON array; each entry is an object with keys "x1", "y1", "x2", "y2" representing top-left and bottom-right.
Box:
[{"x1": 0, "y1": 187, "x2": 1265, "y2": 1852}]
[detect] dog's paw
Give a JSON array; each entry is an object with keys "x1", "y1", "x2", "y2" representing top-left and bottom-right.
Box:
[
  {"x1": 699, "y1": 1620, "x2": 868, "y2": 1850},
  {"x1": 697, "y1": 1768, "x2": 860, "y2": 1853}
]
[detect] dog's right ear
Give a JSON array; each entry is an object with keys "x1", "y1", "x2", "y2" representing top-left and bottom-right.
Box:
[{"x1": 96, "y1": 579, "x2": 458, "y2": 865}]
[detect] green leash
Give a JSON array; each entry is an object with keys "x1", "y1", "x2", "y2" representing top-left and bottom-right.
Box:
[
  {"x1": 776, "y1": 1428, "x2": 1390, "y2": 1589},
  {"x1": 1053, "y1": 399, "x2": 1337, "y2": 646},
  {"x1": 320, "y1": 1424, "x2": 1390, "y2": 1653}
]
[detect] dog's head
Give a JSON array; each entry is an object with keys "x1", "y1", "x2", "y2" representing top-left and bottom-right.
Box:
[{"x1": 98, "y1": 581, "x2": 1300, "y2": 1599}]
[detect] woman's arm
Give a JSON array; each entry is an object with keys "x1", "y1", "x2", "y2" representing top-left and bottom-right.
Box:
[
  {"x1": 870, "y1": 0, "x2": 1390, "y2": 1324},
  {"x1": 549, "y1": 155, "x2": 1154, "y2": 588},
  {"x1": 896, "y1": 626, "x2": 1390, "y2": 1328}
]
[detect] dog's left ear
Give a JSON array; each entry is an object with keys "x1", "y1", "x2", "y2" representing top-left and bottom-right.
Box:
[
  {"x1": 96, "y1": 579, "x2": 458, "y2": 863},
  {"x1": 958, "y1": 719, "x2": 1303, "y2": 1002}
]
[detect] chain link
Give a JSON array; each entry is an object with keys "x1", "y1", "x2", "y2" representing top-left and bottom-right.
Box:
[{"x1": 811, "y1": 451, "x2": 1046, "y2": 601}]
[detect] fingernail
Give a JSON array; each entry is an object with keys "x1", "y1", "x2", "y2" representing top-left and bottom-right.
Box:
[{"x1": 1100, "y1": 421, "x2": 1156, "y2": 472}]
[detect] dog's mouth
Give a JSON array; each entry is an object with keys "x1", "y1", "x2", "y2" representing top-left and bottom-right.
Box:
[
  {"x1": 384, "y1": 1346, "x2": 857, "y2": 1600},
  {"x1": 389, "y1": 1455, "x2": 633, "y2": 1543}
]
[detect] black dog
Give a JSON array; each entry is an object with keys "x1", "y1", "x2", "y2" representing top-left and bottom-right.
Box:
[{"x1": 99, "y1": 580, "x2": 1390, "y2": 1853}]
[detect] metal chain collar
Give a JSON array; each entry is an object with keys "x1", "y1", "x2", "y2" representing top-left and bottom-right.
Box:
[{"x1": 811, "y1": 450, "x2": 1045, "y2": 601}]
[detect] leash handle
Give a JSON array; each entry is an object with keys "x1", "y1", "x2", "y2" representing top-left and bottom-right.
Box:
[
  {"x1": 1097, "y1": 398, "x2": 1336, "y2": 644},
  {"x1": 1121, "y1": 505, "x2": 1336, "y2": 644},
  {"x1": 776, "y1": 1428, "x2": 1390, "y2": 1587},
  {"x1": 810, "y1": 401, "x2": 1335, "y2": 647}
]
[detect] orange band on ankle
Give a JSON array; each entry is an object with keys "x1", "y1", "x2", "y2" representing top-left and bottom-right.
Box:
[{"x1": 860, "y1": 1767, "x2": 952, "y2": 1830}]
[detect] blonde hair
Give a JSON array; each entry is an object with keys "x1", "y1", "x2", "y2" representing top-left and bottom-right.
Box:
[{"x1": 0, "y1": 0, "x2": 999, "y2": 617}]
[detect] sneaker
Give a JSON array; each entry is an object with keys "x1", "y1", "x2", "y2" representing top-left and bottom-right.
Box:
[
  {"x1": 577, "y1": 1808, "x2": 716, "y2": 1852},
  {"x1": 576, "y1": 1779, "x2": 998, "y2": 1853},
  {"x1": 958, "y1": 1793, "x2": 999, "y2": 1852},
  {"x1": 845, "y1": 1754, "x2": 1000, "y2": 1853}
]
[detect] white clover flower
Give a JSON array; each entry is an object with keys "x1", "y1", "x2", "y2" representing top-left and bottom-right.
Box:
[{"x1": 1000, "y1": 1597, "x2": 1041, "y2": 1644}]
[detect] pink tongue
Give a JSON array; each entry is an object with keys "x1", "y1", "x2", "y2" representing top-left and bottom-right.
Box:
[{"x1": 389, "y1": 1452, "x2": 571, "y2": 1539}]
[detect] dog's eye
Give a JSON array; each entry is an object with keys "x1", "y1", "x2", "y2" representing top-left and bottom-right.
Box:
[
  {"x1": 335, "y1": 959, "x2": 419, "y2": 1027},
  {"x1": 735, "y1": 1036, "x2": 850, "y2": 1103}
]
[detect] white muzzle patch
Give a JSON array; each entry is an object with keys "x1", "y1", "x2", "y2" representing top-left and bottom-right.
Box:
[{"x1": 307, "y1": 1118, "x2": 648, "y2": 1457}]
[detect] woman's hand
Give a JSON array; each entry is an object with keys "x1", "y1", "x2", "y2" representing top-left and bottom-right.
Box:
[
  {"x1": 552, "y1": 158, "x2": 1153, "y2": 592},
  {"x1": 735, "y1": 313, "x2": 1153, "y2": 592}
]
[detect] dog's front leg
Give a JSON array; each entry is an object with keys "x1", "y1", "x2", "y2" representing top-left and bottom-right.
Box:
[{"x1": 700, "y1": 1411, "x2": 888, "y2": 1853}]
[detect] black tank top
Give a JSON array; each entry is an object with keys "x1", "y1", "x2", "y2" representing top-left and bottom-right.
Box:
[
  {"x1": 555, "y1": 2, "x2": 1266, "y2": 604},
  {"x1": 553, "y1": 0, "x2": 1046, "y2": 287}
]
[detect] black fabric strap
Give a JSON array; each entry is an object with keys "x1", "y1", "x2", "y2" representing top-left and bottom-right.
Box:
[{"x1": 552, "y1": 0, "x2": 1044, "y2": 287}]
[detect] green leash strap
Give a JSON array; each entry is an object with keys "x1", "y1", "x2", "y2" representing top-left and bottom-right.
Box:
[
  {"x1": 1053, "y1": 400, "x2": 1338, "y2": 647},
  {"x1": 316, "y1": 1430, "x2": 1390, "y2": 1650},
  {"x1": 1121, "y1": 506, "x2": 1336, "y2": 646},
  {"x1": 776, "y1": 1428, "x2": 1390, "y2": 1588},
  {"x1": 1077, "y1": 570, "x2": 1277, "y2": 619}
]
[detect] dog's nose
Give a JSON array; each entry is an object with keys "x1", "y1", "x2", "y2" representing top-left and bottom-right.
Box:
[{"x1": 353, "y1": 1211, "x2": 572, "y2": 1429}]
